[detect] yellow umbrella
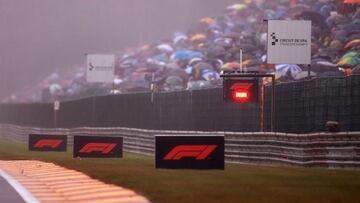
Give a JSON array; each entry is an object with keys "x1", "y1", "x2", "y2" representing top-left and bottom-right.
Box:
[
  {"x1": 190, "y1": 34, "x2": 207, "y2": 42},
  {"x1": 200, "y1": 17, "x2": 215, "y2": 25},
  {"x1": 344, "y1": 39, "x2": 360, "y2": 49}
]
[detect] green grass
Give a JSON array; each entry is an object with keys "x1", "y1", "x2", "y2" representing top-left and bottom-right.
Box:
[{"x1": 1, "y1": 140, "x2": 360, "y2": 203}]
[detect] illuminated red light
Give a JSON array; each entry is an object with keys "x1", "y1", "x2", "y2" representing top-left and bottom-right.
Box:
[
  {"x1": 232, "y1": 89, "x2": 250, "y2": 102},
  {"x1": 235, "y1": 92, "x2": 248, "y2": 98}
]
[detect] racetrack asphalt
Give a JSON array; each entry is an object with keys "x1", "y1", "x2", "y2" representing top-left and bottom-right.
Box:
[{"x1": 0, "y1": 175, "x2": 26, "y2": 203}]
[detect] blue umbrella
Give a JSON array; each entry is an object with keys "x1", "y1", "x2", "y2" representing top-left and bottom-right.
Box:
[{"x1": 171, "y1": 50, "x2": 203, "y2": 61}]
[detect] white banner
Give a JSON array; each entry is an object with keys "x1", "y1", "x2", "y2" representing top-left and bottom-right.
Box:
[
  {"x1": 86, "y1": 54, "x2": 115, "y2": 83},
  {"x1": 267, "y1": 20, "x2": 311, "y2": 64}
]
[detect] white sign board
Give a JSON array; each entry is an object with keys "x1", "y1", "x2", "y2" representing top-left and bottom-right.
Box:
[
  {"x1": 267, "y1": 20, "x2": 311, "y2": 64},
  {"x1": 86, "y1": 54, "x2": 115, "y2": 83},
  {"x1": 54, "y1": 100, "x2": 60, "y2": 111}
]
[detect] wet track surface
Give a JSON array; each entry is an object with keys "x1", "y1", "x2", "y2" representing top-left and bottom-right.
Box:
[{"x1": 0, "y1": 176, "x2": 26, "y2": 203}]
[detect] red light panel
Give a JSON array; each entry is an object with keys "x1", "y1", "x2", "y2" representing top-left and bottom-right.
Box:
[{"x1": 232, "y1": 89, "x2": 250, "y2": 102}]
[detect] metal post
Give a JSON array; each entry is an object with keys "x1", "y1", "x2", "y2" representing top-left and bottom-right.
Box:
[
  {"x1": 260, "y1": 79, "x2": 264, "y2": 132},
  {"x1": 240, "y1": 48, "x2": 243, "y2": 72},
  {"x1": 307, "y1": 64, "x2": 311, "y2": 79},
  {"x1": 112, "y1": 82, "x2": 115, "y2": 95},
  {"x1": 271, "y1": 75, "x2": 275, "y2": 132},
  {"x1": 53, "y1": 110, "x2": 57, "y2": 128},
  {"x1": 151, "y1": 73, "x2": 155, "y2": 103},
  {"x1": 53, "y1": 100, "x2": 59, "y2": 128},
  {"x1": 91, "y1": 97, "x2": 95, "y2": 127}
]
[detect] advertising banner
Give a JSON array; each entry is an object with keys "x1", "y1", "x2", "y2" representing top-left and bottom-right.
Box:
[
  {"x1": 29, "y1": 134, "x2": 67, "y2": 152},
  {"x1": 73, "y1": 136, "x2": 123, "y2": 158},
  {"x1": 155, "y1": 135, "x2": 225, "y2": 169}
]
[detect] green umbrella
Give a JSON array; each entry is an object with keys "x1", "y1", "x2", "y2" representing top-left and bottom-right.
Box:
[{"x1": 337, "y1": 51, "x2": 359, "y2": 66}]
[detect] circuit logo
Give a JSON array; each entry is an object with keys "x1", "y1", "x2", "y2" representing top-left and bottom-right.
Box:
[
  {"x1": 163, "y1": 145, "x2": 217, "y2": 160},
  {"x1": 79, "y1": 143, "x2": 117, "y2": 154},
  {"x1": 89, "y1": 62, "x2": 95, "y2": 71},
  {"x1": 34, "y1": 139, "x2": 63, "y2": 148},
  {"x1": 271, "y1": 32, "x2": 279, "y2": 46}
]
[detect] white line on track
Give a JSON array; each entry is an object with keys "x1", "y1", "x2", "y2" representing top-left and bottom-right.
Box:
[{"x1": 0, "y1": 169, "x2": 41, "y2": 203}]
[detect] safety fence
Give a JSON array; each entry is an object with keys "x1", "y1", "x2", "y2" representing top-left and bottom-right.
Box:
[
  {"x1": 1, "y1": 124, "x2": 359, "y2": 169},
  {"x1": 0, "y1": 88, "x2": 260, "y2": 132},
  {"x1": 1, "y1": 75, "x2": 359, "y2": 133},
  {"x1": 264, "y1": 75, "x2": 360, "y2": 132}
]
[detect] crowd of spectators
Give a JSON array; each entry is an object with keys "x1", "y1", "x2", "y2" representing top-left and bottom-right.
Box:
[{"x1": 3, "y1": 0, "x2": 360, "y2": 103}]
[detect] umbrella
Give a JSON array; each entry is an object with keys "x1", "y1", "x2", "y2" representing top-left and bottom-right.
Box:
[
  {"x1": 227, "y1": 4, "x2": 247, "y2": 12},
  {"x1": 223, "y1": 32, "x2": 241, "y2": 39},
  {"x1": 207, "y1": 45, "x2": 227, "y2": 58},
  {"x1": 299, "y1": 11, "x2": 327, "y2": 28},
  {"x1": 49, "y1": 83, "x2": 62, "y2": 95},
  {"x1": 214, "y1": 38, "x2": 233, "y2": 48},
  {"x1": 187, "y1": 80, "x2": 213, "y2": 90},
  {"x1": 344, "y1": 39, "x2": 360, "y2": 49},
  {"x1": 201, "y1": 69, "x2": 220, "y2": 81},
  {"x1": 160, "y1": 67, "x2": 189, "y2": 82},
  {"x1": 311, "y1": 60, "x2": 337, "y2": 73},
  {"x1": 200, "y1": 17, "x2": 215, "y2": 25},
  {"x1": 326, "y1": 14, "x2": 347, "y2": 26},
  {"x1": 337, "y1": 51, "x2": 359, "y2": 66},
  {"x1": 163, "y1": 76, "x2": 185, "y2": 91},
  {"x1": 294, "y1": 71, "x2": 317, "y2": 80},
  {"x1": 171, "y1": 50, "x2": 203, "y2": 61},
  {"x1": 221, "y1": 63, "x2": 240, "y2": 70},
  {"x1": 190, "y1": 34, "x2": 207, "y2": 42},
  {"x1": 289, "y1": 4, "x2": 311, "y2": 14},
  {"x1": 329, "y1": 40, "x2": 344, "y2": 49},
  {"x1": 122, "y1": 72, "x2": 150, "y2": 92},
  {"x1": 344, "y1": 0, "x2": 360, "y2": 4},
  {"x1": 275, "y1": 64, "x2": 302, "y2": 77},
  {"x1": 194, "y1": 62, "x2": 214, "y2": 71},
  {"x1": 157, "y1": 44, "x2": 174, "y2": 53}
]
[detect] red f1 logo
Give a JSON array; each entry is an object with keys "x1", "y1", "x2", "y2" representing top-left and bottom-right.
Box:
[
  {"x1": 164, "y1": 145, "x2": 217, "y2": 160},
  {"x1": 79, "y1": 143, "x2": 117, "y2": 154},
  {"x1": 34, "y1": 139, "x2": 63, "y2": 148}
]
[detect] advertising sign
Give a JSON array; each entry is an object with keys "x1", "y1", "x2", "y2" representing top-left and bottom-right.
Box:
[
  {"x1": 155, "y1": 135, "x2": 225, "y2": 169},
  {"x1": 54, "y1": 100, "x2": 60, "y2": 111},
  {"x1": 29, "y1": 134, "x2": 67, "y2": 152},
  {"x1": 267, "y1": 20, "x2": 311, "y2": 64},
  {"x1": 86, "y1": 54, "x2": 115, "y2": 83},
  {"x1": 73, "y1": 136, "x2": 123, "y2": 158}
]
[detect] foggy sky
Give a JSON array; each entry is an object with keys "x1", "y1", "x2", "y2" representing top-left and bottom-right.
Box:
[{"x1": 0, "y1": 0, "x2": 240, "y2": 100}]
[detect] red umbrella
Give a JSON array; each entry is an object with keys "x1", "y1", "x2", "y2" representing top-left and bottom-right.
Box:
[{"x1": 344, "y1": 0, "x2": 360, "y2": 4}]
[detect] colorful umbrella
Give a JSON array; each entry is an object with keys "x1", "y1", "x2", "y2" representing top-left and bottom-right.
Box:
[
  {"x1": 190, "y1": 34, "x2": 207, "y2": 42},
  {"x1": 221, "y1": 63, "x2": 240, "y2": 70},
  {"x1": 344, "y1": 39, "x2": 360, "y2": 50},
  {"x1": 337, "y1": 51, "x2": 359, "y2": 66},
  {"x1": 200, "y1": 17, "x2": 215, "y2": 25},
  {"x1": 227, "y1": 4, "x2": 247, "y2": 12},
  {"x1": 344, "y1": 0, "x2": 360, "y2": 4}
]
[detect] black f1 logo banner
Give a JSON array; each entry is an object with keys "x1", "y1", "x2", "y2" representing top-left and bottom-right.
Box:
[
  {"x1": 73, "y1": 136, "x2": 123, "y2": 158},
  {"x1": 155, "y1": 135, "x2": 224, "y2": 169},
  {"x1": 29, "y1": 134, "x2": 67, "y2": 152}
]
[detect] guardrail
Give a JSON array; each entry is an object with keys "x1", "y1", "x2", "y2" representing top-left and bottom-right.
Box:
[{"x1": 0, "y1": 123, "x2": 359, "y2": 168}]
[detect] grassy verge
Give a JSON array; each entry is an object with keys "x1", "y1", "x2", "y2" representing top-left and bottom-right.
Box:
[{"x1": 0, "y1": 139, "x2": 360, "y2": 203}]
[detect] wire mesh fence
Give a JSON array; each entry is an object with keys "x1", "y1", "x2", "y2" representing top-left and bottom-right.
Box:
[{"x1": 0, "y1": 75, "x2": 359, "y2": 133}]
